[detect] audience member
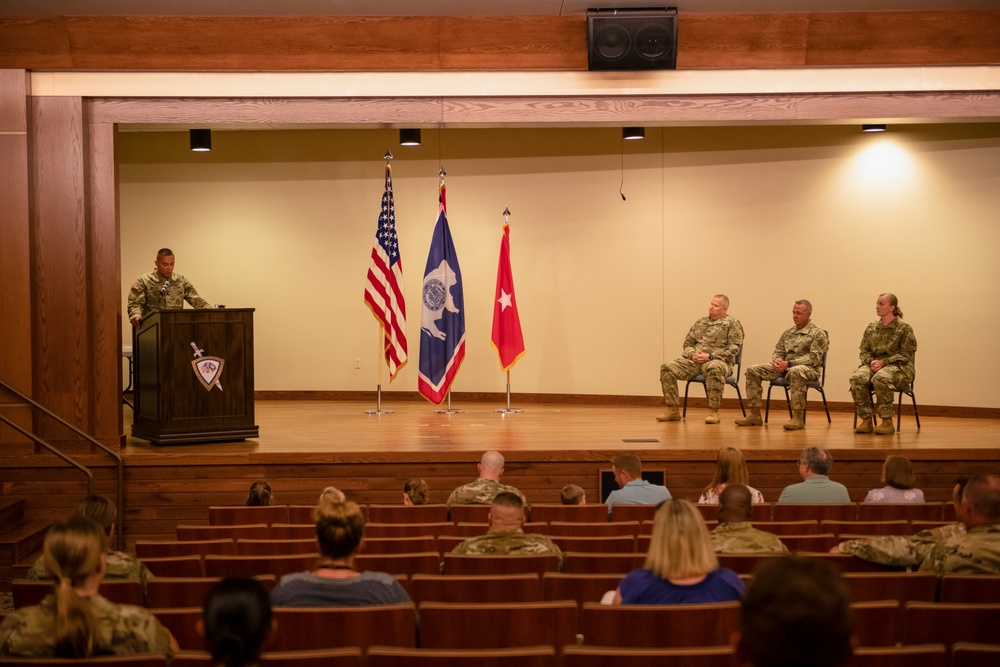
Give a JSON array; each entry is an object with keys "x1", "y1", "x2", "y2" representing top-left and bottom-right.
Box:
[
  {"x1": 319, "y1": 486, "x2": 346, "y2": 504},
  {"x1": 246, "y1": 480, "x2": 272, "y2": 506},
  {"x1": 0, "y1": 516, "x2": 177, "y2": 658},
  {"x1": 446, "y1": 450, "x2": 527, "y2": 509},
  {"x1": 864, "y1": 455, "x2": 925, "y2": 503},
  {"x1": 837, "y1": 473, "x2": 1000, "y2": 574},
  {"x1": 735, "y1": 556, "x2": 853, "y2": 667},
  {"x1": 270, "y1": 501, "x2": 411, "y2": 606},
  {"x1": 605, "y1": 453, "x2": 671, "y2": 516},
  {"x1": 698, "y1": 447, "x2": 765, "y2": 504},
  {"x1": 200, "y1": 577, "x2": 273, "y2": 667},
  {"x1": 778, "y1": 447, "x2": 851, "y2": 504},
  {"x1": 451, "y1": 492, "x2": 563, "y2": 569},
  {"x1": 26, "y1": 495, "x2": 151, "y2": 584},
  {"x1": 613, "y1": 499, "x2": 744, "y2": 604},
  {"x1": 710, "y1": 485, "x2": 788, "y2": 554},
  {"x1": 403, "y1": 478, "x2": 429, "y2": 505},
  {"x1": 560, "y1": 484, "x2": 586, "y2": 506}
]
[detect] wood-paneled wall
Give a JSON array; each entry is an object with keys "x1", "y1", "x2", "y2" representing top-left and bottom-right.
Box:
[{"x1": 2, "y1": 12, "x2": 999, "y2": 71}]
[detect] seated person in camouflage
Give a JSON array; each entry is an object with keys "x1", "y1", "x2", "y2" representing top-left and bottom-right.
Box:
[
  {"x1": 0, "y1": 516, "x2": 177, "y2": 658},
  {"x1": 26, "y1": 495, "x2": 150, "y2": 585},
  {"x1": 835, "y1": 473, "x2": 1000, "y2": 575},
  {"x1": 450, "y1": 492, "x2": 563, "y2": 569},
  {"x1": 658, "y1": 294, "x2": 744, "y2": 425},
  {"x1": 710, "y1": 484, "x2": 788, "y2": 554},
  {"x1": 445, "y1": 450, "x2": 527, "y2": 509},
  {"x1": 850, "y1": 292, "x2": 917, "y2": 435},
  {"x1": 561, "y1": 484, "x2": 586, "y2": 505},
  {"x1": 735, "y1": 299, "x2": 828, "y2": 431}
]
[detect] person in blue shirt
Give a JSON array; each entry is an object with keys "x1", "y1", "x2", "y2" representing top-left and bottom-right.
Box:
[{"x1": 605, "y1": 453, "x2": 672, "y2": 516}]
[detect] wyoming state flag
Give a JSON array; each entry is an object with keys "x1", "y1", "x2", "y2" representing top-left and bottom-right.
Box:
[
  {"x1": 490, "y1": 223, "x2": 525, "y2": 371},
  {"x1": 417, "y1": 183, "x2": 465, "y2": 404}
]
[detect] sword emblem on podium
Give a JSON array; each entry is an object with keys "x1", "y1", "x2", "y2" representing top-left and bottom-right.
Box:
[{"x1": 191, "y1": 341, "x2": 224, "y2": 391}]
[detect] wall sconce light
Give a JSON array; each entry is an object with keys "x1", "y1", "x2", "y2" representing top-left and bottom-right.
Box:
[
  {"x1": 399, "y1": 129, "x2": 421, "y2": 146},
  {"x1": 862, "y1": 124, "x2": 887, "y2": 133},
  {"x1": 622, "y1": 127, "x2": 645, "y2": 140},
  {"x1": 190, "y1": 129, "x2": 212, "y2": 152}
]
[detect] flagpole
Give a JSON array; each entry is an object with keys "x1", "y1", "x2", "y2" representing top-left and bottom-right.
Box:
[
  {"x1": 435, "y1": 391, "x2": 464, "y2": 414},
  {"x1": 494, "y1": 206, "x2": 523, "y2": 415}
]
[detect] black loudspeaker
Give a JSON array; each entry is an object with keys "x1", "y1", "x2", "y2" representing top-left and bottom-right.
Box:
[{"x1": 587, "y1": 8, "x2": 677, "y2": 71}]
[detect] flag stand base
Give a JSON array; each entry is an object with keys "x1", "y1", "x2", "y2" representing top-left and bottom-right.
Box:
[
  {"x1": 434, "y1": 393, "x2": 463, "y2": 414},
  {"x1": 364, "y1": 384, "x2": 394, "y2": 415},
  {"x1": 494, "y1": 378, "x2": 523, "y2": 414}
]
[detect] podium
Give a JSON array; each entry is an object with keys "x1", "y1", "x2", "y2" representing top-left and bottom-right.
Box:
[{"x1": 132, "y1": 308, "x2": 259, "y2": 444}]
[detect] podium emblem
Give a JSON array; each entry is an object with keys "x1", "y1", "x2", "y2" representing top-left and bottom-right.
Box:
[{"x1": 190, "y1": 341, "x2": 224, "y2": 391}]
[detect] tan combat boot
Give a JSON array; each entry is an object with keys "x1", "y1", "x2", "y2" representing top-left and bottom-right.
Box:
[
  {"x1": 705, "y1": 412, "x2": 721, "y2": 424},
  {"x1": 854, "y1": 417, "x2": 874, "y2": 434},
  {"x1": 735, "y1": 410, "x2": 763, "y2": 427},
  {"x1": 873, "y1": 418, "x2": 896, "y2": 435},
  {"x1": 783, "y1": 410, "x2": 805, "y2": 431},
  {"x1": 657, "y1": 408, "x2": 681, "y2": 422}
]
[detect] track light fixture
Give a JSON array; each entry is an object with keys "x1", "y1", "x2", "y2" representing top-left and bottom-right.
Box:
[
  {"x1": 189, "y1": 129, "x2": 212, "y2": 152},
  {"x1": 399, "y1": 129, "x2": 421, "y2": 146},
  {"x1": 862, "y1": 124, "x2": 887, "y2": 133},
  {"x1": 622, "y1": 127, "x2": 645, "y2": 140}
]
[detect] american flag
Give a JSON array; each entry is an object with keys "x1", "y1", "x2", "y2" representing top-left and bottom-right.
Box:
[{"x1": 363, "y1": 165, "x2": 407, "y2": 380}]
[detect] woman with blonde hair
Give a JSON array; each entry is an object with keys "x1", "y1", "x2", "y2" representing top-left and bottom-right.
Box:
[
  {"x1": 864, "y1": 455, "x2": 925, "y2": 503},
  {"x1": 403, "y1": 478, "x2": 429, "y2": 505},
  {"x1": 0, "y1": 516, "x2": 176, "y2": 658},
  {"x1": 318, "y1": 486, "x2": 346, "y2": 504},
  {"x1": 699, "y1": 447, "x2": 764, "y2": 504},
  {"x1": 270, "y1": 501, "x2": 411, "y2": 607},
  {"x1": 613, "y1": 499, "x2": 744, "y2": 605}
]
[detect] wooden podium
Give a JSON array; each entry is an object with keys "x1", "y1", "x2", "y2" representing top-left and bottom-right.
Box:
[{"x1": 132, "y1": 308, "x2": 259, "y2": 444}]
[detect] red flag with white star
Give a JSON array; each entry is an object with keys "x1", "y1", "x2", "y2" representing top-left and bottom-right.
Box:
[{"x1": 490, "y1": 223, "x2": 525, "y2": 371}]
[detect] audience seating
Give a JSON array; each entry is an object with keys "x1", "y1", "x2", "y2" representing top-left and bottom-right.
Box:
[
  {"x1": 287, "y1": 505, "x2": 318, "y2": 523},
  {"x1": 142, "y1": 555, "x2": 204, "y2": 578},
  {"x1": 750, "y1": 520, "x2": 820, "y2": 535},
  {"x1": 856, "y1": 502, "x2": 945, "y2": 522},
  {"x1": 151, "y1": 608, "x2": 206, "y2": 651},
  {"x1": 939, "y1": 574, "x2": 1000, "y2": 603},
  {"x1": 173, "y1": 648, "x2": 363, "y2": 667},
  {"x1": 771, "y1": 504, "x2": 857, "y2": 522},
  {"x1": 448, "y1": 504, "x2": 492, "y2": 524},
  {"x1": 542, "y1": 572, "x2": 622, "y2": 605},
  {"x1": 820, "y1": 520, "x2": 910, "y2": 538},
  {"x1": 840, "y1": 572, "x2": 938, "y2": 604},
  {"x1": 851, "y1": 600, "x2": 903, "y2": 646},
  {"x1": 235, "y1": 537, "x2": 318, "y2": 556},
  {"x1": 358, "y1": 535, "x2": 438, "y2": 555},
  {"x1": 0, "y1": 657, "x2": 168, "y2": 666},
  {"x1": 798, "y1": 552, "x2": 904, "y2": 573},
  {"x1": 436, "y1": 535, "x2": 466, "y2": 553},
  {"x1": 851, "y1": 645, "x2": 947, "y2": 667},
  {"x1": 354, "y1": 551, "x2": 442, "y2": 576},
  {"x1": 639, "y1": 520, "x2": 654, "y2": 536},
  {"x1": 367, "y1": 645, "x2": 557, "y2": 667},
  {"x1": 902, "y1": 602, "x2": 1000, "y2": 647},
  {"x1": 441, "y1": 554, "x2": 560, "y2": 576},
  {"x1": 268, "y1": 604, "x2": 418, "y2": 651},
  {"x1": 135, "y1": 539, "x2": 234, "y2": 559},
  {"x1": 175, "y1": 523, "x2": 269, "y2": 541},
  {"x1": 909, "y1": 520, "x2": 954, "y2": 533},
  {"x1": 950, "y1": 643, "x2": 1000, "y2": 667},
  {"x1": 12, "y1": 579, "x2": 143, "y2": 609},
  {"x1": 409, "y1": 573, "x2": 543, "y2": 604},
  {"x1": 778, "y1": 533, "x2": 837, "y2": 552},
  {"x1": 579, "y1": 601, "x2": 740, "y2": 647},
  {"x1": 366, "y1": 503, "x2": 449, "y2": 523},
  {"x1": 418, "y1": 601, "x2": 578, "y2": 649},
  {"x1": 448, "y1": 522, "x2": 547, "y2": 537},
  {"x1": 552, "y1": 535, "x2": 636, "y2": 553},
  {"x1": 204, "y1": 553, "x2": 318, "y2": 578},
  {"x1": 609, "y1": 505, "x2": 657, "y2": 523},
  {"x1": 145, "y1": 575, "x2": 276, "y2": 609},
  {"x1": 208, "y1": 504, "x2": 289, "y2": 526},
  {"x1": 529, "y1": 503, "x2": 608, "y2": 524},
  {"x1": 548, "y1": 521, "x2": 640, "y2": 538},
  {"x1": 363, "y1": 522, "x2": 455, "y2": 539},
  {"x1": 696, "y1": 503, "x2": 771, "y2": 523},
  {"x1": 943, "y1": 503, "x2": 957, "y2": 522},
  {"x1": 716, "y1": 553, "x2": 788, "y2": 575},
  {"x1": 268, "y1": 523, "x2": 316, "y2": 539},
  {"x1": 560, "y1": 645, "x2": 736, "y2": 667},
  {"x1": 561, "y1": 552, "x2": 645, "y2": 574}
]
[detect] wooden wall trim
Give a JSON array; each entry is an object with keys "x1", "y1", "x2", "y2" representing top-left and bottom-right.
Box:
[{"x1": 1, "y1": 12, "x2": 998, "y2": 72}]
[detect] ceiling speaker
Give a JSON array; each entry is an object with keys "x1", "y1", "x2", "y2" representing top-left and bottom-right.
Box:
[{"x1": 587, "y1": 8, "x2": 677, "y2": 71}]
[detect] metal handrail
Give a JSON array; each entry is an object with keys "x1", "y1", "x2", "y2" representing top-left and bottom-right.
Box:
[{"x1": 0, "y1": 380, "x2": 125, "y2": 551}]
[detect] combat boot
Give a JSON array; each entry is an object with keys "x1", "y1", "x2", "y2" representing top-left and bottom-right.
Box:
[
  {"x1": 657, "y1": 408, "x2": 681, "y2": 422},
  {"x1": 854, "y1": 418, "x2": 873, "y2": 434},
  {"x1": 735, "y1": 410, "x2": 763, "y2": 427},
  {"x1": 873, "y1": 418, "x2": 896, "y2": 435},
  {"x1": 783, "y1": 410, "x2": 805, "y2": 431},
  {"x1": 705, "y1": 412, "x2": 721, "y2": 424}
]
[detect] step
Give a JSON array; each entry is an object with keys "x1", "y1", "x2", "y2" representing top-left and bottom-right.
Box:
[
  {"x1": 0, "y1": 498, "x2": 26, "y2": 528},
  {"x1": 0, "y1": 519, "x2": 49, "y2": 567}
]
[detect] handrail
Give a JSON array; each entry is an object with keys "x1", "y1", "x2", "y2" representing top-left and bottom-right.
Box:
[{"x1": 0, "y1": 380, "x2": 125, "y2": 551}]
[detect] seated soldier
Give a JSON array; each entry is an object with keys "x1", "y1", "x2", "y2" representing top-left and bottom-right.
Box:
[
  {"x1": 710, "y1": 484, "x2": 788, "y2": 554},
  {"x1": 451, "y1": 492, "x2": 563, "y2": 569}
]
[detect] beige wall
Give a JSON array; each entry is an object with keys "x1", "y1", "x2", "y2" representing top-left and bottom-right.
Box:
[{"x1": 118, "y1": 124, "x2": 1000, "y2": 408}]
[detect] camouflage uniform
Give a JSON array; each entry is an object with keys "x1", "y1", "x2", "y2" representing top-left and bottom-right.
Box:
[
  {"x1": 838, "y1": 523, "x2": 1000, "y2": 575},
  {"x1": 744, "y1": 323, "x2": 828, "y2": 412},
  {"x1": 26, "y1": 549, "x2": 151, "y2": 585},
  {"x1": 445, "y1": 478, "x2": 527, "y2": 509},
  {"x1": 0, "y1": 593, "x2": 173, "y2": 657},
  {"x1": 849, "y1": 318, "x2": 917, "y2": 421},
  {"x1": 660, "y1": 315, "x2": 744, "y2": 410},
  {"x1": 127, "y1": 270, "x2": 210, "y2": 321},
  {"x1": 710, "y1": 522, "x2": 789, "y2": 554},
  {"x1": 451, "y1": 530, "x2": 563, "y2": 569}
]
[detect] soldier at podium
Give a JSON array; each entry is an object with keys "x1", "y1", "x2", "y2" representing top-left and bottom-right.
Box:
[{"x1": 128, "y1": 247, "x2": 212, "y2": 326}]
